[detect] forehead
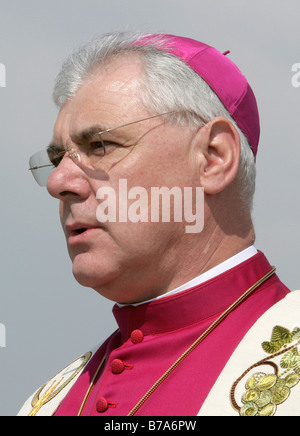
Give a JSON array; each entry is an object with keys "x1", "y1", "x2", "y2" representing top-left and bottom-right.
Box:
[{"x1": 53, "y1": 56, "x2": 145, "y2": 140}]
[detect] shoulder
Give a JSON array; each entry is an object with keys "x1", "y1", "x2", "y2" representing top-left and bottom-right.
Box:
[
  {"x1": 199, "y1": 291, "x2": 300, "y2": 416},
  {"x1": 17, "y1": 345, "x2": 99, "y2": 416}
]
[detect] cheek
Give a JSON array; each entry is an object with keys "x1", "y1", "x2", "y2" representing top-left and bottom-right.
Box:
[
  {"x1": 59, "y1": 201, "x2": 66, "y2": 226},
  {"x1": 112, "y1": 149, "x2": 189, "y2": 190}
]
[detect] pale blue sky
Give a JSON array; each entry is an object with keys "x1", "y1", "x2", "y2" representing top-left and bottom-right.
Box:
[{"x1": 1, "y1": 0, "x2": 299, "y2": 415}]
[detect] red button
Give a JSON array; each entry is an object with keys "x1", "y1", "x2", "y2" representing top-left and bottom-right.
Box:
[
  {"x1": 131, "y1": 329, "x2": 144, "y2": 344},
  {"x1": 96, "y1": 397, "x2": 108, "y2": 413},
  {"x1": 96, "y1": 397, "x2": 117, "y2": 413},
  {"x1": 111, "y1": 359, "x2": 125, "y2": 374}
]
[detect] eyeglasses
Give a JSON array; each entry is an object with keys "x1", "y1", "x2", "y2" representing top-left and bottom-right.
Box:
[{"x1": 29, "y1": 110, "x2": 206, "y2": 186}]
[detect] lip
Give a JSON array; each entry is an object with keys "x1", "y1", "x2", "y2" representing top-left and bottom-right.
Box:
[{"x1": 65, "y1": 222, "x2": 103, "y2": 244}]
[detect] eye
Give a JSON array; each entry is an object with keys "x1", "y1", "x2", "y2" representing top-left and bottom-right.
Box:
[
  {"x1": 47, "y1": 146, "x2": 66, "y2": 167},
  {"x1": 89, "y1": 141, "x2": 106, "y2": 156},
  {"x1": 89, "y1": 139, "x2": 121, "y2": 156}
]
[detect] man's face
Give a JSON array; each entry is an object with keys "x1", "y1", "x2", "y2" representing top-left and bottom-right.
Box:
[{"x1": 47, "y1": 57, "x2": 202, "y2": 304}]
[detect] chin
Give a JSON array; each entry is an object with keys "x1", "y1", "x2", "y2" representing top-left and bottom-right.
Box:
[
  {"x1": 72, "y1": 265, "x2": 135, "y2": 303},
  {"x1": 73, "y1": 265, "x2": 109, "y2": 288},
  {"x1": 71, "y1": 257, "x2": 120, "y2": 296}
]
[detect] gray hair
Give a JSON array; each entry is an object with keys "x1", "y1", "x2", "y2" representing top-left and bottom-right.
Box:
[{"x1": 53, "y1": 31, "x2": 256, "y2": 210}]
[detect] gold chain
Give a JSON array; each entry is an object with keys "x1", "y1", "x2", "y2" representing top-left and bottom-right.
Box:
[{"x1": 77, "y1": 355, "x2": 106, "y2": 416}]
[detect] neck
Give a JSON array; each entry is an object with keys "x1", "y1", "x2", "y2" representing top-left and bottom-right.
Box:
[
  {"x1": 158, "y1": 208, "x2": 256, "y2": 297},
  {"x1": 116, "y1": 222, "x2": 255, "y2": 306}
]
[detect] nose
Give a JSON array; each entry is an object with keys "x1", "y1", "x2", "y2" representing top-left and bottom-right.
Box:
[{"x1": 47, "y1": 154, "x2": 90, "y2": 200}]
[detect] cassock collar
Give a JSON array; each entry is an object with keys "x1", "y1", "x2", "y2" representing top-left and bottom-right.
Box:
[{"x1": 113, "y1": 251, "x2": 274, "y2": 340}]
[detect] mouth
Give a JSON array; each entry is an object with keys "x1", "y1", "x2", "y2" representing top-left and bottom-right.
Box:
[
  {"x1": 73, "y1": 228, "x2": 87, "y2": 235},
  {"x1": 66, "y1": 222, "x2": 103, "y2": 244}
]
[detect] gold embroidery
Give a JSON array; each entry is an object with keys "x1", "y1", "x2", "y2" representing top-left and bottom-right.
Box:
[
  {"x1": 28, "y1": 379, "x2": 64, "y2": 416},
  {"x1": 29, "y1": 352, "x2": 92, "y2": 416},
  {"x1": 231, "y1": 326, "x2": 300, "y2": 416}
]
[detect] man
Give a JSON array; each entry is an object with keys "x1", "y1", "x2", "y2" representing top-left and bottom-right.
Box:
[{"x1": 19, "y1": 32, "x2": 300, "y2": 416}]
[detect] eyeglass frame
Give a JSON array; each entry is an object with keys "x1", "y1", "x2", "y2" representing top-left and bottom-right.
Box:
[{"x1": 29, "y1": 109, "x2": 207, "y2": 186}]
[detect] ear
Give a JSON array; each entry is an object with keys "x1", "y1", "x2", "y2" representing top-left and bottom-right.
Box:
[{"x1": 198, "y1": 117, "x2": 241, "y2": 195}]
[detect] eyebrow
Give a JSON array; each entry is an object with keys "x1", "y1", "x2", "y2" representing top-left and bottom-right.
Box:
[
  {"x1": 47, "y1": 124, "x2": 128, "y2": 153},
  {"x1": 71, "y1": 125, "x2": 106, "y2": 143},
  {"x1": 72, "y1": 124, "x2": 133, "y2": 144},
  {"x1": 47, "y1": 141, "x2": 65, "y2": 152}
]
